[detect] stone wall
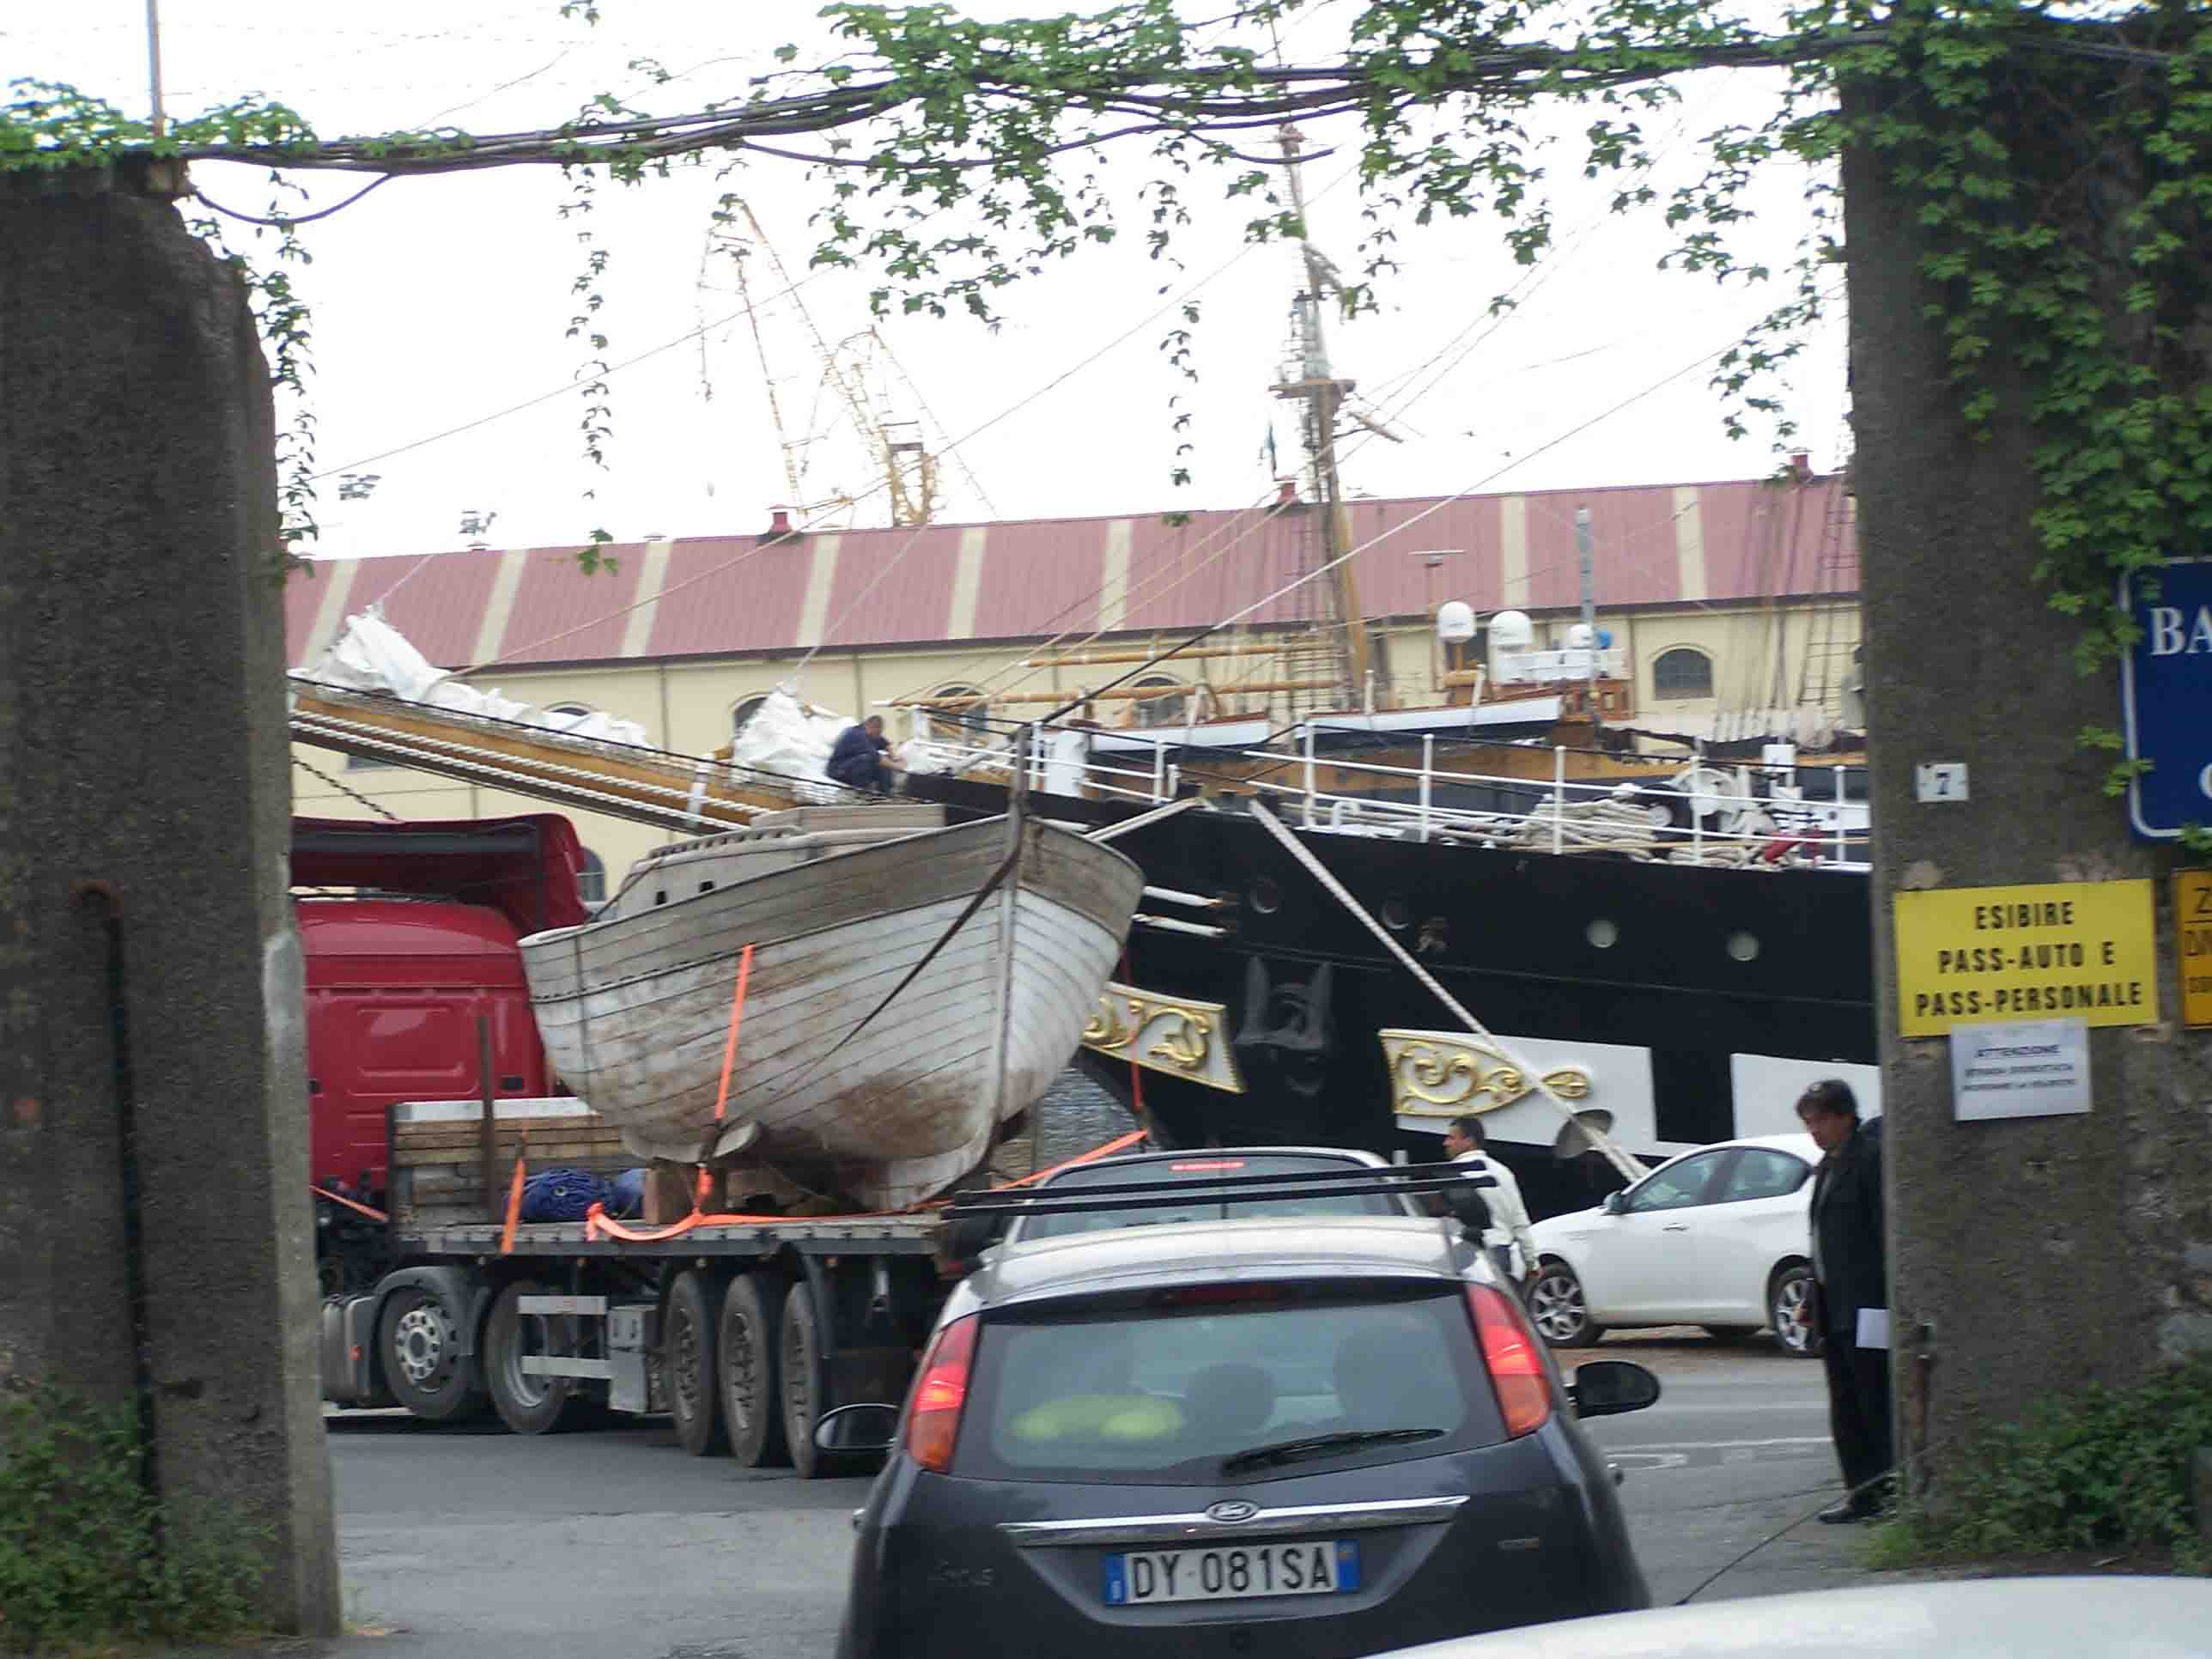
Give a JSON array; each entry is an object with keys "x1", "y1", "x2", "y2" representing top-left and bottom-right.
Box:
[{"x1": 0, "y1": 166, "x2": 338, "y2": 1633}]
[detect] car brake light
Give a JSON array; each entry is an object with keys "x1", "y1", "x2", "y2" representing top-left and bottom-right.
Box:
[
  {"x1": 906, "y1": 1314, "x2": 978, "y2": 1473},
  {"x1": 1168, "y1": 1159, "x2": 1247, "y2": 1171},
  {"x1": 1152, "y1": 1282, "x2": 1291, "y2": 1307},
  {"x1": 1466, "y1": 1285, "x2": 1552, "y2": 1438}
]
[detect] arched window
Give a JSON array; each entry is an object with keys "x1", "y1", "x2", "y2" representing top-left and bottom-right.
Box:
[
  {"x1": 732, "y1": 695, "x2": 769, "y2": 738},
  {"x1": 577, "y1": 849, "x2": 607, "y2": 908},
  {"x1": 930, "y1": 684, "x2": 990, "y2": 739},
  {"x1": 1651, "y1": 647, "x2": 1715, "y2": 701},
  {"x1": 545, "y1": 702, "x2": 594, "y2": 719},
  {"x1": 1130, "y1": 676, "x2": 1190, "y2": 728}
]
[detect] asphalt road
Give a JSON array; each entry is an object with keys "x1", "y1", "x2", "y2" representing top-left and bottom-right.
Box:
[{"x1": 326, "y1": 1332, "x2": 1866, "y2": 1659}]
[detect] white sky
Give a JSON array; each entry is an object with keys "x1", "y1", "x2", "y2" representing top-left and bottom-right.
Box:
[{"x1": 11, "y1": 0, "x2": 1849, "y2": 563}]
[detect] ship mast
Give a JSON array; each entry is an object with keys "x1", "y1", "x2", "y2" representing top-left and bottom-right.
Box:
[{"x1": 1270, "y1": 126, "x2": 1376, "y2": 714}]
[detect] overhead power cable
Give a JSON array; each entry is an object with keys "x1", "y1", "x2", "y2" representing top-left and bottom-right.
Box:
[
  {"x1": 143, "y1": 24, "x2": 2182, "y2": 178},
  {"x1": 1030, "y1": 321, "x2": 1777, "y2": 726}
]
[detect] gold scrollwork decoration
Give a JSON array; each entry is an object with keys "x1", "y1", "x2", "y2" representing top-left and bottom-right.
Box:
[
  {"x1": 1080, "y1": 982, "x2": 1244, "y2": 1094},
  {"x1": 1379, "y1": 1028, "x2": 1592, "y2": 1118},
  {"x1": 1082, "y1": 1002, "x2": 1136, "y2": 1051},
  {"x1": 1148, "y1": 1012, "x2": 1212, "y2": 1072}
]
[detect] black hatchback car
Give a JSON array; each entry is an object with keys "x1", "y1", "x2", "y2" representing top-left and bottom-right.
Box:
[{"x1": 818, "y1": 1198, "x2": 1661, "y2": 1659}]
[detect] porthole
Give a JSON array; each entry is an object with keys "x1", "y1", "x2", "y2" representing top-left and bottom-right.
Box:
[
  {"x1": 699, "y1": 880, "x2": 716, "y2": 894},
  {"x1": 1382, "y1": 900, "x2": 1412, "y2": 931},
  {"x1": 1727, "y1": 931, "x2": 1760, "y2": 963},
  {"x1": 1251, "y1": 878, "x2": 1282, "y2": 915},
  {"x1": 1587, "y1": 918, "x2": 1620, "y2": 950}
]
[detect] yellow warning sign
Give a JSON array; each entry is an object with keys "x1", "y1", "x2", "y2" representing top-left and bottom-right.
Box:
[
  {"x1": 2176, "y1": 872, "x2": 2212, "y2": 1029},
  {"x1": 1893, "y1": 879, "x2": 2157, "y2": 1036}
]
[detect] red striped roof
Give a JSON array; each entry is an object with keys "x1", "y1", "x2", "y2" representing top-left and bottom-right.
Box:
[{"x1": 286, "y1": 475, "x2": 1856, "y2": 671}]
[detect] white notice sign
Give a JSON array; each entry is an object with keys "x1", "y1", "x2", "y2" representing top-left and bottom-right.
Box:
[{"x1": 1948, "y1": 1018, "x2": 2092, "y2": 1121}]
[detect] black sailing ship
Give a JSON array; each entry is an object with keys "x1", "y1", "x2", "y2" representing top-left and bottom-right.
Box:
[{"x1": 906, "y1": 767, "x2": 1874, "y2": 1221}]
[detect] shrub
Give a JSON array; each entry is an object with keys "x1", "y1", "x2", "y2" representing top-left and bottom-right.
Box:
[
  {"x1": 0, "y1": 1385, "x2": 268, "y2": 1652},
  {"x1": 1874, "y1": 1358, "x2": 2212, "y2": 1565}
]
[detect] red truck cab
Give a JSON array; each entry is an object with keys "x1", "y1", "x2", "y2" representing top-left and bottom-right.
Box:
[
  {"x1": 290, "y1": 816, "x2": 589, "y2": 1201},
  {"x1": 296, "y1": 898, "x2": 549, "y2": 1195}
]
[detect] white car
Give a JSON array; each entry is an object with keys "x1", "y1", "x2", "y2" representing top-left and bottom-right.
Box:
[
  {"x1": 1525, "y1": 1133, "x2": 1821, "y2": 1356},
  {"x1": 1383, "y1": 1577, "x2": 2210, "y2": 1658}
]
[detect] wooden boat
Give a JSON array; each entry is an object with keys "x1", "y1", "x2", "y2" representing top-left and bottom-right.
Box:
[{"x1": 516, "y1": 800, "x2": 1145, "y2": 1210}]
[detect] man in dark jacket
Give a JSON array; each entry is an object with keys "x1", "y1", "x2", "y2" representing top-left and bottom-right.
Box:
[
  {"x1": 1798, "y1": 1079, "x2": 1891, "y2": 1522},
  {"x1": 827, "y1": 715, "x2": 893, "y2": 794}
]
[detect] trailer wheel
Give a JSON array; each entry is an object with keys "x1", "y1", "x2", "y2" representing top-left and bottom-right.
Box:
[
  {"x1": 377, "y1": 1284, "x2": 485, "y2": 1423},
  {"x1": 781, "y1": 1285, "x2": 837, "y2": 1480},
  {"x1": 719, "y1": 1273, "x2": 788, "y2": 1468},
  {"x1": 484, "y1": 1280, "x2": 586, "y2": 1435},
  {"x1": 665, "y1": 1270, "x2": 726, "y2": 1457}
]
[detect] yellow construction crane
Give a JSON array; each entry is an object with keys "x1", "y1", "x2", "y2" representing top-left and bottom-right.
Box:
[{"x1": 700, "y1": 200, "x2": 991, "y2": 529}]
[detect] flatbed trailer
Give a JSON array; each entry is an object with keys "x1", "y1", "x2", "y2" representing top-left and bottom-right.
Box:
[{"x1": 317, "y1": 1098, "x2": 974, "y2": 1478}]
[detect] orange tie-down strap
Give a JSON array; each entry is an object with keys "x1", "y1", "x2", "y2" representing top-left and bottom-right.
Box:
[
  {"x1": 311, "y1": 1184, "x2": 390, "y2": 1224},
  {"x1": 580, "y1": 1127, "x2": 1149, "y2": 1244}
]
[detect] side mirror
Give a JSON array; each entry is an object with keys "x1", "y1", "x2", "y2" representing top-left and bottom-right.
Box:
[
  {"x1": 1571, "y1": 1360, "x2": 1661, "y2": 1419},
  {"x1": 1601, "y1": 1191, "x2": 1628, "y2": 1217},
  {"x1": 814, "y1": 1401, "x2": 901, "y2": 1454}
]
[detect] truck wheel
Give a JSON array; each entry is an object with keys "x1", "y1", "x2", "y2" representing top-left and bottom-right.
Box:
[
  {"x1": 719, "y1": 1273, "x2": 788, "y2": 1468},
  {"x1": 377, "y1": 1284, "x2": 485, "y2": 1422},
  {"x1": 781, "y1": 1285, "x2": 836, "y2": 1480},
  {"x1": 484, "y1": 1280, "x2": 586, "y2": 1435},
  {"x1": 665, "y1": 1270, "x2": 726, "y2": 1457}
]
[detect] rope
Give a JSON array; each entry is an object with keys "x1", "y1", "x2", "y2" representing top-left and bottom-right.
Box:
[
  {"x1": 1085, "y1": 795, "x2": 1204, "y2": 842},
  {"x1": 1245, "y1": 799, "x2": 1644, "y2": 1183},
  {"x1": 293, "y1": 756, "x2": 403, "y2": 820}
]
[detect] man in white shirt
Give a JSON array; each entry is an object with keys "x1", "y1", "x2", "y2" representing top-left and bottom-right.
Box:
[{"x1": 1441, "y1": 1114, "x2": 1540, "y2": 1291}]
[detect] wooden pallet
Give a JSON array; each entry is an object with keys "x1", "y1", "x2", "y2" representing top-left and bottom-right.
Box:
[{"x1": 387, "y1": 1098, "x2": 635, "y2": 1232}]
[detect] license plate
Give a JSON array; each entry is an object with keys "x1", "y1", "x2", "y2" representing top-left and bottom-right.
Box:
[{"x1": 1103, "y1": 1540, "x2": 1360, "y2": 1605}]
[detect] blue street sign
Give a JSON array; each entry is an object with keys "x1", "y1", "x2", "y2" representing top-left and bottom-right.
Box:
[{"x1": 2121, "y1": 558, "x2": 2212, "y2": 840}]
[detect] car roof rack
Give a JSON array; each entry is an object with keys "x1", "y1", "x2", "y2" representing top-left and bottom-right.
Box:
[{"x1": 944, "y1": 1159, "x2": 1493, "y2": 1221}]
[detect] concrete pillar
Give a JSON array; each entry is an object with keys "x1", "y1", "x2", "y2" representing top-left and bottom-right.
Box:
[
  {"x1": 0, "y1": 163, "x2": 339, "y2": 1633},
  {"x1": 1844, "y1": 92, "x2": 2212, "y2": 1492}
]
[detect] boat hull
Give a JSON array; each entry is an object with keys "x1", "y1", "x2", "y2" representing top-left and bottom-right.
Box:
[{"x1": 519, "y1": 814, "x2": 1144, "y2": 1209}]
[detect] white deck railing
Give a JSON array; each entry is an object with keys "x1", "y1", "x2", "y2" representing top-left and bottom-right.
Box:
[{"x1": 912, "y1": 722, "x2": 1870, "y2": 870}]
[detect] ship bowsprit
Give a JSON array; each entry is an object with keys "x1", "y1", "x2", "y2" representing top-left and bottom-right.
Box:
[{"x1": 518, "y1": 807, "x2": 1144, "y2": 1212}]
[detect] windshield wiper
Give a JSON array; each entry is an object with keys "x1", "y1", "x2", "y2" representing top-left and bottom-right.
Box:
[{"x1": 1219, "y1": 1428, "x2": 1443, "y2": 1474}]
